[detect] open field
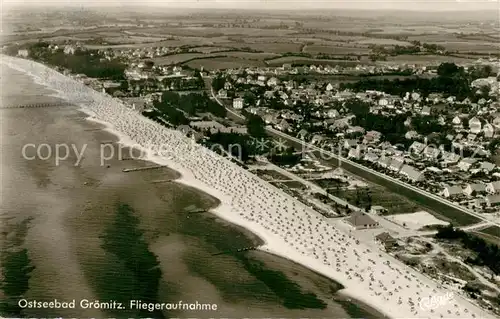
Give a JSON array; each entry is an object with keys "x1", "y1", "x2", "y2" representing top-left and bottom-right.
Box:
[
  {"x1": 303, "y1": 44, "x2": 371, "y2": 55},
  {"x1": 229, "y1": 42, "x2": 304, "y2": 54},
  {"x1": 152, "y1": 53, "x2": 213, "y2": 65},
  {"x1": 382, "y1": 54, "x2": 477, "y2": 65},
  {"x1": 335, "y1": 186, "x2": 423, "y2": 215},
  {"x1": 266, "y1": 56, "x2": 365, "y2": 67},
  {"x1": 185, "y1": 56, "x2": 266, "y2": 70},
  {"x1": 355, "y1": 38, "x2": 413, "y2": 46}
]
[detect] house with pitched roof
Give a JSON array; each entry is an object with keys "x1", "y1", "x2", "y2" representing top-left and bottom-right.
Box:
[
  {"x1": 440, "y1": 185, "x2": 463, "y2": 198},
  {"x1": 486, "y1": 181, "x2": 500, "y2": 194},
  {"x1": 463, "y1": 183, "x2": 487, "y2": 196},
  {"x1": 346, "y1": 212, "x2": 380, "y2": 230}
]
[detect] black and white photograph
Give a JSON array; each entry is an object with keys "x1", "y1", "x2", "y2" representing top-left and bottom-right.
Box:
[{"x1": 0, "y1": 0, "x2": 499, "y2": 318}]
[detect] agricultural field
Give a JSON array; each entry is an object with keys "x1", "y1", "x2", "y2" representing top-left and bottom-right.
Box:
[
  {"x1": 303, "y1": 44, "x2": 371, "y2": 55},
  {"x1": 185, "y1": 56, "x2": 266, "y2": 70},
  {"x1": 382, "y1": 54, "x2": 477, "y2": 65},
  {"x1": 152, "y1": 53, "x2": 213, "y2": 65},
  {"x1": 355, "y1": 38, "x2": 413, "y2": 46},
  {"x1": 266, "y1": 56, "x2": 365, "y2": 67},
  {"x1": 229, "y1": 42, "x2": 303, "y2": 54}
]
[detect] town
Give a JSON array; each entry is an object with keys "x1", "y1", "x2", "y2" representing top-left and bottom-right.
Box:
[{"x1": 4, "y1": 19, "x2": 500, "y2": 317}]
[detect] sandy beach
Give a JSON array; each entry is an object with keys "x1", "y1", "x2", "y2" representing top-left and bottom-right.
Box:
[
  {"x1": 0, "y1": 61, "x2": 381, "y2": 318},
  {"x1": 1, "y1": 55, "x2": 496, "y2": 319}
]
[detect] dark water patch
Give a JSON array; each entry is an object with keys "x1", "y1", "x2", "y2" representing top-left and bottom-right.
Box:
[
  {"x1": 0, "y1": 218, "x2": 36, "y2": 317},
  {"x1": 99, "y1": 203, "x2": 165, "y2": 318},
  {"x1": 235, "y1": 252, "x2": 328, "y2": 310},
  {"x1": 334, "y1": 297, "x2": 385, "y2": 319}
]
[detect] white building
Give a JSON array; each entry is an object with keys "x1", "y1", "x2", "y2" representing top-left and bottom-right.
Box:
[
  {"x1": 233, "y1": 98, "x2": 244, "y2": 109},
  {"x1": 468, "y1": 117, "x2": 482, "y2": 134},
  {"x1": 17, "y1": 49, "x2": 29, "y2": 57},
  {"x1": 441, "y1": 185, "x2": 463, "y2": 198},
  {"x1": 486, "y1": 181, "x2": 500, "y2": 194}
]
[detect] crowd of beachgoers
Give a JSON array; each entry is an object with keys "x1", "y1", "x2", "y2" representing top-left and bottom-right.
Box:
[{"x1": 2, "y1": 55, "x2": 494, "y2": 319}]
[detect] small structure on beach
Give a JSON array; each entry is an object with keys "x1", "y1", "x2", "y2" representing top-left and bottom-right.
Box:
[
  {"x1": 375, "y1": 232, "x2": 397, "y2": 248},
  {"x1": 370, "y1": 205, "x2": 388, "y2": 215},
  {"x1": 345, "y1": 212, "x2": 380, "y2": 230}
]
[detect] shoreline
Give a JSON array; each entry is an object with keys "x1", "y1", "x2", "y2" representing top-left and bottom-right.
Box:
[{"x1": 3, "y1": 55, "x2": 494, "y2": 319}]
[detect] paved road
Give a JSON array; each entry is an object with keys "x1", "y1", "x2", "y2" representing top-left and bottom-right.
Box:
[
  {"x1": 268, "y1": 127, "x2": 500, "y2": 229},
  {"x1": 206, "y1": 78, "x2": 500, "y2": 229}
]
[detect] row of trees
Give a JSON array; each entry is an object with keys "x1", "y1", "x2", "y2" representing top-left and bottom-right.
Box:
[{"x1": 28, "y1": 42, "x2": 126, "y2": 80}]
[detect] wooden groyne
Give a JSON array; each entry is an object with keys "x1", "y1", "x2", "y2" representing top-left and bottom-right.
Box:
[
  {"x1": 1, "y1": 100, "x2": 93, "y2": 109},
  {"x1": 1, "y1": 102, "x2": 70, "y2": 109},
  {"x1": 151, "y1": 179, "x2": 174, "y2": 184},
  {"x1": 211, "y1": 246, "x2": 260, "y2": 256},
  {"x1": 122, "y1": 165, "x2": 166, "y2": 172}
]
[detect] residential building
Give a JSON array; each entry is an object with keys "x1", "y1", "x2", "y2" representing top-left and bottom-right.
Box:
[
  {"x1": 218, "y1": 89, "x2": 228, "y2": 98},
  {"x1": 493, "y1": 116, "x2": 500, "y2": 129},
  {"x1": 399, "y1": 164, "x2": 423, "y2": 182},
  {"x1": 311, "y1": 134, "x2": 325, "y2": 145},
  {"x1": 276, "y1": 119, "x2": 291, "y2": 132},
  {"x1": 348, "y1": 148, "x2": 362, "y2": 160},
  {"x1": 486, "y1": 194, "x2": 500, "y2": 207},
  {"x1": 389, "y1": 157, "x2": 405, "y2": 172},
  {"x1": 440, "y1": 185, "x2": 463, "y2": 198},
  {"x1": 364, "y1": 131, "x2": 382, "y2": 144},
  {"x1": 421, "y1": 106, "x2": 431, "y2": 116},
  {"x1": 364, "y1": 152, "x2": 379, "y2": 163},
  {"x1": 343, "y1": 139, "x2": 358, "y2": 149},
  {"x1": 457, "y1": 158, "x2": 477, "y2": 171},
  {"x1": 469, "y1": 117, "x2": 482, "y2": 134},
  {"x1": 486, "y1": 181, "x2": 500, "y2": 194},
  {"x1": 483, "y1": 123, "x2": 495, "y2": 138},
  {"x1": 375, "y1": 232, "x2": 397, "y2": 248},
  {"x1": 480, "y1": 161, "x2": 496, "y2": 173},
  {"x1": 409, "y1": 141, "x2": 426, "y2": 155},
  {"x1": 452, "y1": 116, "x2": 462, "y2": 126},
  {"x1": 423, "y1": 146, "x2": 441, "y2": 159},
  {"x1": 463, "y1": 183, "x2": 487, "y2": 196},
  {"x1": 297, "y1": 129, "x2": 309, "y2": 140},
  {"x1": 233, "y1": 98, "x2": 244, "y2": 109}
]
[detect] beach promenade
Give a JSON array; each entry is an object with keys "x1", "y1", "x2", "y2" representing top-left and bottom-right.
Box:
[{"x1": 3, "y1": 55, "x2": 495, "y2": 319}]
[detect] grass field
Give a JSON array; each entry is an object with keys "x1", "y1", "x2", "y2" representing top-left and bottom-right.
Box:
[
  {"x1": 381, "y1": 54, "x2": 477, "y2": 65},
  {"x1": 230, "y1": 42, "x2": 303, "y2": 54},
  {"x1": 152, "y1": 53, "x2": 212, "y2": 65},
  {"x1": 266, "y1": 56, "x2": 365, "y2": 67},
  {"x1": 303, "y1": 44, "x2": 371, "y2": 55},
  {"x1": 335, "y1": 185, "x2": 423, "y2": 215},
  {"x1": 185, "y1": 56, "x2": 266, "y2": 70}
]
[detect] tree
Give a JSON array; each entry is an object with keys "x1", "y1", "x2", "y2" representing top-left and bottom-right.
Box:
[
  {"x1": 246, "y1": 114, "x2": 267, "y2": 138},
  {"x1": 211, "y1": 75, "x2": 226, "y2": 91},
  {"x1": 243, "y1": 92, "x2": 257, "y2": 106},
  {"x1": 437, "y1": 62, "x2": 460, "y2": 77},
  {"x1": 144, "y1": 60, "x2": 154, "y2": 69}
]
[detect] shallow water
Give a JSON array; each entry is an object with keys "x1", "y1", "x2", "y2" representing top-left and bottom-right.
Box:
[{"x1": 0, "y1": 65, "x2": 382, "y2": 318}]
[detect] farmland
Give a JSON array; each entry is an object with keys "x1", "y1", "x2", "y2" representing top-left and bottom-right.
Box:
[{"x1": 4, "y1": 8, "x2": 497, "y2": 69}]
